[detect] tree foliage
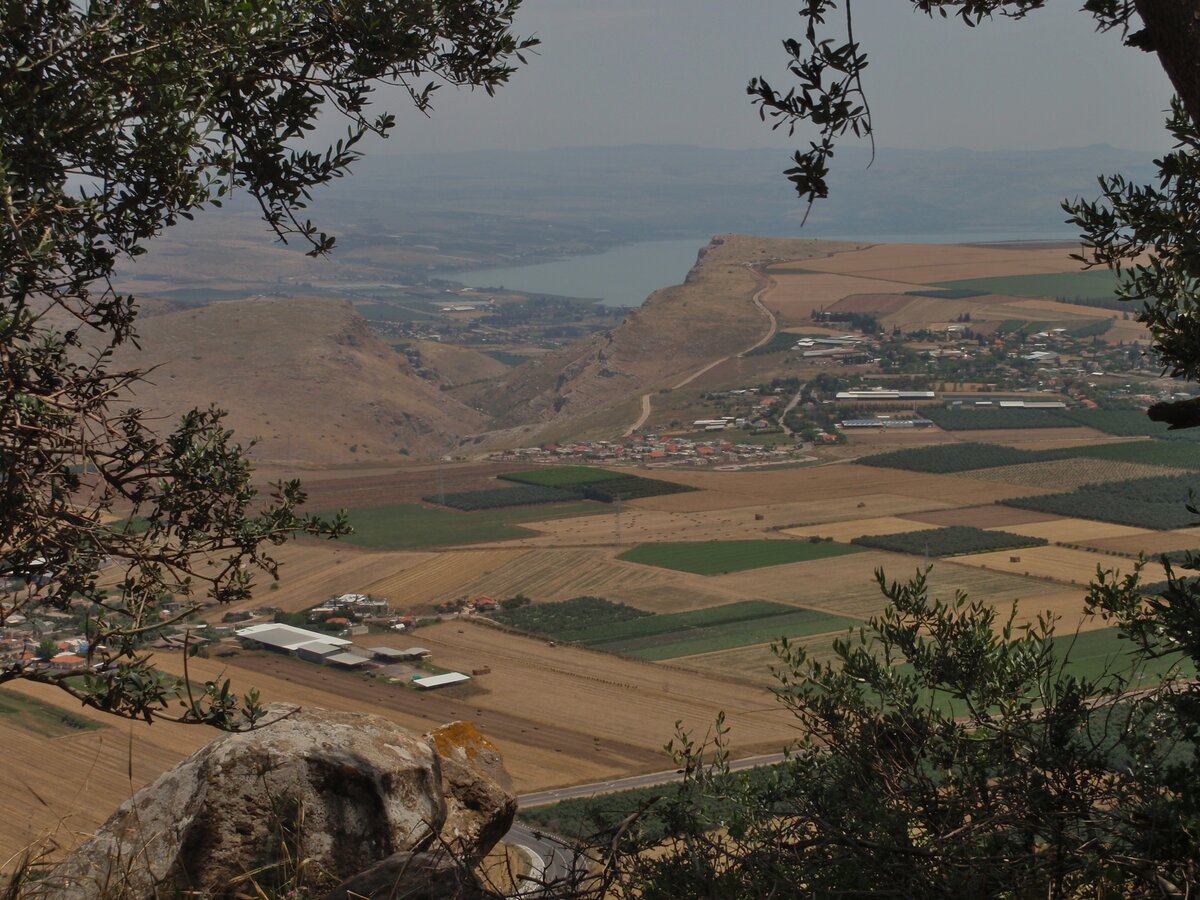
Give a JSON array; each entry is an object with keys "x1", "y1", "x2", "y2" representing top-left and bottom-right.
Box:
[{"x1": 0, "y1": 0, "x2": 533, "y2": 726}]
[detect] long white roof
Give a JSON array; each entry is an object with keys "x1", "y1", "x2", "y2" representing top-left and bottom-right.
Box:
[{"x1": 235, "y1": 623, "x2": 351, "y2": 651}]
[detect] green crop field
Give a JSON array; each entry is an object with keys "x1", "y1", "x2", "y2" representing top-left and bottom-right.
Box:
[
  {"x1": 617, "y1": 540, "x2": 864, "y2": 575},
  {"x1": 611, "y1": 608, "x2": 860, "y2": 660},
  {"x1": 933, "y1": 270, "x2": 1122, "y2": 301},
  {"x1": 556, "y1": 600, "x2": 796, "y2": 645},
  {"x1": 333, "y1": 501, "x2": 603, "y2": 550},
  {"x1": 500, "y1": 467, "x2": 696, "y2": 502},
  {"x1": 0, "y1": 692, "x2": 103, "y2": 737}
]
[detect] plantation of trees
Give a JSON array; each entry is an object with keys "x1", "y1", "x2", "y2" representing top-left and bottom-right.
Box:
[
  {"x1": 922, "y1": 407, "x2": 1077, "y2": 431},
  {"x1": 852, "y1": 526, "x2": 1047, "y2": 557},
  {"x1": 1004, "y1": 474, "x2": 1200, "y2": 531},
  {"x1": 485, "y1": 596, "x2": 651, "y2": 636},
  {"x1": 858, "y1": 442, "x2": 1061, "y2": 474}
]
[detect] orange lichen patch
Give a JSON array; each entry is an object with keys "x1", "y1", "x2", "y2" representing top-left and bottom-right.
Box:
[{"x1": 429, "y1": 720, "x2": 496, "y2": 764}]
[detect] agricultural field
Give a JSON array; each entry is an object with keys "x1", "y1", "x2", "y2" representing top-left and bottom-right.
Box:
[
  {"x1": 500, "y1": 466, "x2": 628, "y2": 488},
  {"x1": 923, "y1": 407, "x2": 1077, "y2": 431},
  {"x1": 852, "y1": 526, "x2": 1047, "y2": 557},
  {"x1": 607, "y1": 607, "x2": 859, "y2": 661},
  {"x1": 962, "y1": 458, "x2": 1180, "y2": 490},
  {"x1": 903, "y1": 504, "x2": 1060, "y2": 528},
  {"x1": 985, "y1": 517, "x2": 1150, "y2": 545},
  {"x1": 1068, "y1": 439, "x2": 1200, "y2": 467},
  {"x1": 437, "y1": 548, "x2": 733, "y2": 613},
  {"x1": 791, "y1": 243, "x2": 1088, "y2": 284},
  {"x1": 335, "y1": 500, "x2": 605, "y2": 549},
  {"x1": 424, "y1": 484, "x2": 577, "y2": 510},
  {"x1": 1003, "y1": 473, "x2": 1200, "y2": 530},
  {"x1": 487, "y1": 595, "x2": 651, "y2": 636},
  {"x1": 859, "y1": 442, "x2": 1063, "y2": 474},
  {"x1": 781, "y1": 515, "x2": 926, "y2": 543},
  {"x1": 949, "y1": 544, "x2": 1165, "y2": 587},
  {"x1": 1056, "y1": 409, "x2": 1200, "y2": 440},
  {"x1": 932, "y1": 270, "x2": 1122, "y2": 302},
  {"x1": 359, "y1": 549, "x2": 531, "y2": 606},
  {"x1": 1080, "y1": 528, "x2": 1200, "y2": 557},
  {"x1": 617, "y1": 539, "x2": 864, "y2": 576}
]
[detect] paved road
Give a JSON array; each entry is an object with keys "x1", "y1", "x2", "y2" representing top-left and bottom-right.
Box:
[{"x1": 622, "y1": 266, "x2": 776, "y2": 437}]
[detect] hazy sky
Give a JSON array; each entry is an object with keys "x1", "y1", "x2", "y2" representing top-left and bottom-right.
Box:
[{"x1": 358, "y1": 2, "x2": 1173, "y2": 156}]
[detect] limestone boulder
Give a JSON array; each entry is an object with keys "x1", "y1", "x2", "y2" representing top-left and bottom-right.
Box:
[{"x1": 37, "y1": 709, "x2": 515, "y2": 898}]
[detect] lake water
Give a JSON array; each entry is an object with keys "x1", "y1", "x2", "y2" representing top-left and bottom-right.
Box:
[
  {"x1": 450, "y1": 238, "x2": 710, "y2": 308},
  {"x1": 449, "y1": 230, "x2": 1079, "y2": 308}
]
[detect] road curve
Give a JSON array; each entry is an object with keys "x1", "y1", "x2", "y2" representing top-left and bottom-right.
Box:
[{"x1": 622, "y1": 267, "x2": 776, "y2": 437}]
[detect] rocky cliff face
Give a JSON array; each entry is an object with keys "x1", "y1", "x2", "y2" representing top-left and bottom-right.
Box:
[{"x1": 35, "y1": 710, "x2": 515, "y2": 899}]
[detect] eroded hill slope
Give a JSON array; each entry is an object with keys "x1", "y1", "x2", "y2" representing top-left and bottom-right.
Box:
[{"x1": 118, "y1": 298, "x2": 486, "y2": 465}]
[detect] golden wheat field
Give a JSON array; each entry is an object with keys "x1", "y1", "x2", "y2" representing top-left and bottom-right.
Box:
[
  {"x1": 443, "y1": 548, "x2": 737, "y2": 613},
  {"x1": 984, "y1": 517, "x2": 1151, "y2": 544},
  {"x1": 359, "y1": 548, "x2": 531, "y2": 604},
  {"x1": 948, "y1": 544, "x2": 1164, "y2": 587}
]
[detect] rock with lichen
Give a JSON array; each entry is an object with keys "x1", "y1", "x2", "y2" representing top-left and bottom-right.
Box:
[{"x1": 34, "y1": 709, "x2": 515, "y2": 899}]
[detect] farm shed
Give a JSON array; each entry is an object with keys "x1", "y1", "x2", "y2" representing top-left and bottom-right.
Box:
[
  {"x1": 323, "y1": 652, "x2": 372, "y2": 669},
  {"x1": 235, "y1": 623, "x2": 351, "y2": 655},
  {"x1": 294, "y1": 641, "x2": 345, "y2": 664},
  {"x1": 413, "y1": 672, "x2": 470, "y2": 690}
]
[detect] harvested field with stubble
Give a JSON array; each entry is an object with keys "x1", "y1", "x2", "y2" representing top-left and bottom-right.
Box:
[
  {"x1": 793, "y1": 243, "x2": 1091, "y2": 284},
  {"x1": 670, "y1": 584, "x2": 1111, "y2": 689},
  {"x1": 984, "y1": 517, "x2": 1151, "y2": 544},
  {"x1": 947, "y1": 545, "x2": 1165, "y2": 587},
  {"x1": 701, "y1": 549, "x2": 1064, "y2": 621},
  {"x1": 961, "y1": 458, "x2": 1179, "y2": 490},
  {"x1": 265, "y1": 461, "x2": 538, "y2": 511},
  {"x1": 360, "y1": 548, "x2": 531, "y2": 605},
  {"x1": 441, "y1": 548, "x2": 722, "y2": 611},
  {"x1": 199, "y1": 541, "x2": 436, "y2": 621},
  {"x1": 627, "y1": 463, "x2": 1054, "y2": 513},
  {"x1": 1073, "y1": 527, "x2": 1200, "y2": 556},
  {"x1": 0, "y1": 679, "x2": 213, "y2": 863},
  {"x1": 763, "y1": 271, "x2": 922, "y2": 324},
  {"x1": 380, "y1": 621, "x2": 801, "y2": 779},
  {"x1": 781, "y1": 516, "x2": 928, "y2": 543}
]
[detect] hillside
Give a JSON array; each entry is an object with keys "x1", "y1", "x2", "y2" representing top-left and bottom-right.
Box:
[
  {"x1": 117, "y1": 298, "x2": 487, "y2": 466},
  {"x1": 467, "y1": 235, "x2": 862, "y2": 436}
]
